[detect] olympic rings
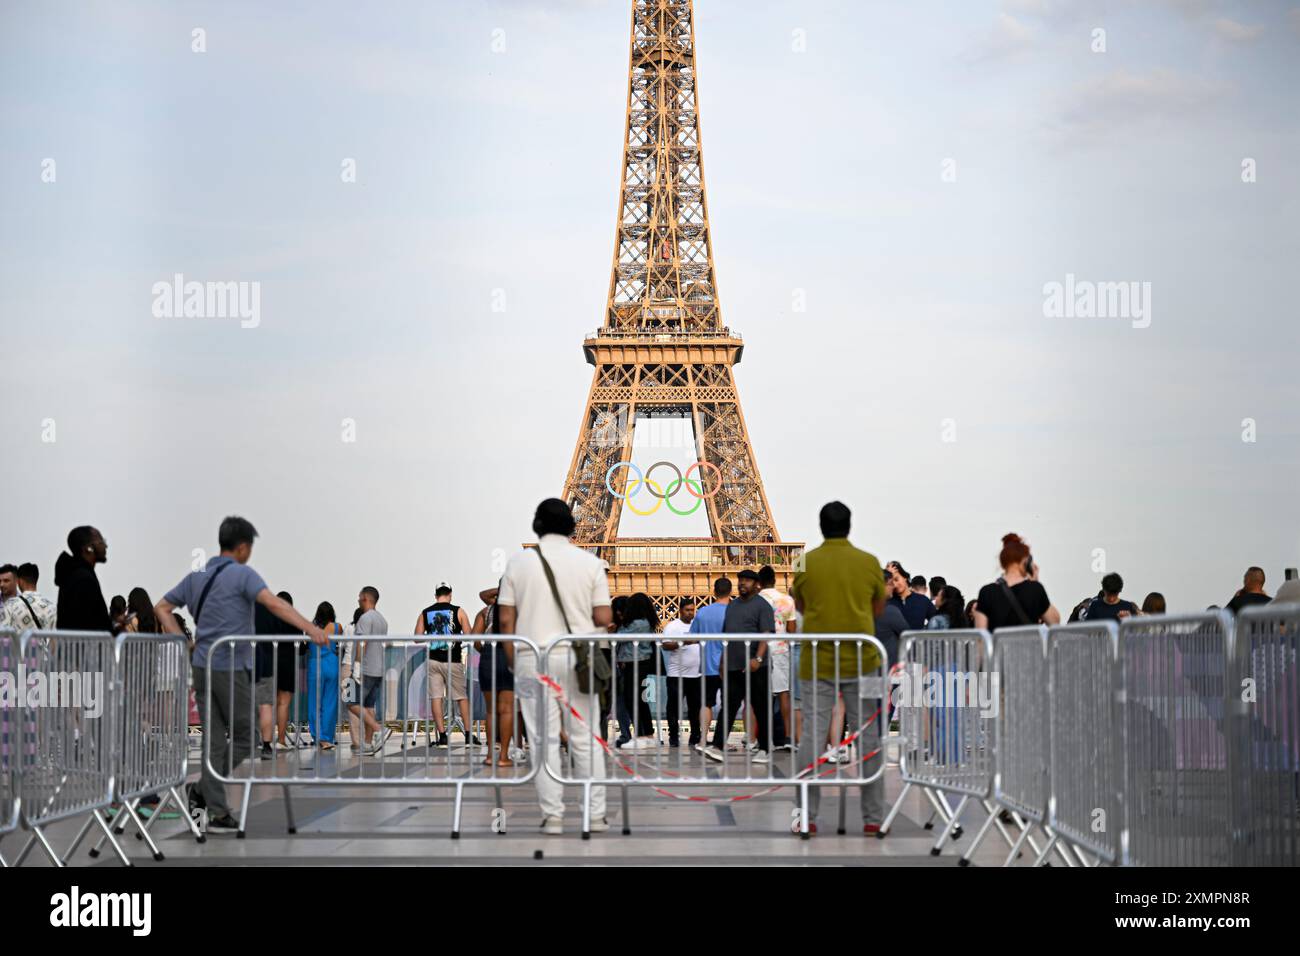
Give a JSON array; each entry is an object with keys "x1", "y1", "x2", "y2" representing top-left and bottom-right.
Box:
[
  {"x1": 643, "y1": 461, "x2": 682, "y2": 499},
  {"x1": 624, "y1": 478, "x2": 663, "y2": 516},
  {"x1": 683, "y1": 459, "x2": 723, "y2": 499},
  {"x1": 604, "y1": 460, "x2": 721, "y2": 517},
  {"x1": 605, "y1": 461, "x2": 642, "y2": 500},
  {"x1": 663, "y1": 477, "x2": 703, "y2": 516}
]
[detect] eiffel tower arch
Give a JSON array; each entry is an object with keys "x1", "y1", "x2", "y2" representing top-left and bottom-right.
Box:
[{"x1": 557, "y1": 0, "x2": 802, "y2": 620}]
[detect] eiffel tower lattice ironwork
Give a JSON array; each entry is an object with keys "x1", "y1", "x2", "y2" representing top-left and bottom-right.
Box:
[{"x1": 558, "y1": 0, "x2": 802, "y2": 619}]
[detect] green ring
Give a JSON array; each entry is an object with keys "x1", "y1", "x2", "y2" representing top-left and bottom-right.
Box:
[{"x1": 663, "y1": 477, "x2": 704, "y2": 516}]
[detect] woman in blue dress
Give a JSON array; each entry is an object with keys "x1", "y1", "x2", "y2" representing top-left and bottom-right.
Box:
[{"x1": 307, "y1": 602, "x2": 342, "y2": 750}]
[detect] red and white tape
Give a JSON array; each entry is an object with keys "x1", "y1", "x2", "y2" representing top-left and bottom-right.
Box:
[{"x1": 536, "y1": 673, "x2": 882, "y2": 804}]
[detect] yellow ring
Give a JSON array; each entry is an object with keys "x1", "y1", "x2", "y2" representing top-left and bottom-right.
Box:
[{"x1": 624, "y1": 478, "x2": 664, "y2": 515}]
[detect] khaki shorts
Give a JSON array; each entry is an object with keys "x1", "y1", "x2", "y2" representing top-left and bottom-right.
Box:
[
  {"x1": 427, "y1": 660, "x2": 468, "y2": 702},
  {"x1": 255, "y1": 675, "x2": 274, "y2": 708},
  {"x1": 770, "y1": 650, "x2": 792, "y2": 695}
]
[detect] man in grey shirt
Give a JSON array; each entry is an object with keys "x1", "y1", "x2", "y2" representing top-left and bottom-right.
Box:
[
  {"x1": 156, "y1": 516, "x2": 323, "y2": 831},
  {"x1": 350, "y1": 585, "x2": 390, "y2": 754}
]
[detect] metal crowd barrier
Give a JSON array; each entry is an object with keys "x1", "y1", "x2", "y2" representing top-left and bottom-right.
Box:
[
  {"x1": 962, "y1": 624, "x2": 1076, "y2": 867},
  {"x1": 1048, "y1": 620, "x2": 1122, "y2": 865},
  {"x1": 539, "y1": 634, "x2": 888, "y2": 838},
  {"x1": 0, "y1": 629, "x2": 19, "y2": 866},
  {"x1": 205, "y1": 634, "x2": 540, "y2": 838},
  {"x1": 78, "y1": 633, "x2": 205, "y2": 862},
  {"x1": 1119, "y1": 611, "x2": 1234, "y2": 867},
  {"x1": 1232, "y1": 603, "x2": 1300, "y2": 865},
  {"x1": 880, "y1": 629, "x2": 1015, "y2": 857},
  {"x1": 8, "y1": 630, "x2": 122, "y2": 867}
]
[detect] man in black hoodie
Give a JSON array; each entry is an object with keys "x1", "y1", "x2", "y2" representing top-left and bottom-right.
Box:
[{"x1": 54, "y1": 526, "x2": 111, "y2": 632}]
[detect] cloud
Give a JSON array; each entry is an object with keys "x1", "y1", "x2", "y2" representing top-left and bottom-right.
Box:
[
  {"x1": 1051, "y1": 68, "x2": 1221, "y2": 141},
  {"x1": 970, "y1": 12, "x2": 1034, "y2": 63},
  {"x1": 1211, "y1": 18, "x2": 1263, "y2": 42}
]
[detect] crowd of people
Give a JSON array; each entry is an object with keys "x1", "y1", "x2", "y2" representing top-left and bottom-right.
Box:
[{"x1": 4, "y1": 505, "x2": 1297, "y2": 837}]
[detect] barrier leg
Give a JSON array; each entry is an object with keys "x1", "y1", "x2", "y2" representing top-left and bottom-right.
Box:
[
  {"x1": 139, "y1": 786, "x2": 205, "y2": 844},
  {"x1": 919, "y1": 788, "x2": 947, "y2": 828},
  {"x1": 931, "y1": 794, "x2": 967, "y2": 855},
  {"x1": 0, "y1": 836, "x2": 7, "y2": 868},
  {"x1": 493, "y1": 784, "x2": 505, "y2": 833},
  {"x1": 934, "y1": 791, "x2": 964, "y2": 839},
  {"x1": 878, "y1": 780, "x2": 911, "y2": 837},
  {"x1": 90, "y1": 810, "x2": 132, "y2": 867},
  {"x1": 65, "y1": 813, "x2": 99, "y2": 861},
  {"x1": 985, "y1": 801, "x2": 1019, "y2": 851},
  {"x1": 836, "y1": 785, "x2": 847, "y2": 836},
  {"x1": 1068, "y1": 844, "x2": 1097, "y2": 867},
  {"x1": 282, "y1": 785, "x2": 296, "y2": 835},
  {"x1": 620, "y1": 783, "x2": 631, "y2": 835},
  {"x1": 1032, "y1": 829, "x2": 1060, "y2": 866},
  {"x1": 1002, "y1": 820, "x2": 1034, "y2": 867},
  {"x1": 581, "y1": 783, "x2": 595, "y2": 839},
  {"x1": 236, "y1": 781, "x2": 252, "y2": 838},
  {"x1": 451, "y1": 781, "x2": 464, "y2": 839},
  {"x1": 28, "y1": 826, "x2": 65, "y2": 867},
  {"x1": 119, "y1": 803, "x2": 165, "y2": 862},
  {"x1": 799, "y1": 781, "x2": 812, "y2": 840},
  {"x1": 12, "y1": 833, "x2": 38, "y2": 866},
  {"x1": 958, "y1": 804, "x2": 1000, "y2": 866}
]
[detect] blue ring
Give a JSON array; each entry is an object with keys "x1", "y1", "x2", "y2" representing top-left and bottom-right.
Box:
[{"x1": 605, "y1": 461, "x2": 644, "y2": 500}]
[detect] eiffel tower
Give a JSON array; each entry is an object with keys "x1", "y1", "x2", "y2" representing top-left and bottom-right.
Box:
[{"x1": 558, "y1": 0, "x2": 802, "y2": 620}]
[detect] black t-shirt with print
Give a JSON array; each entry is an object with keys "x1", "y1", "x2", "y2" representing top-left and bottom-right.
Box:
[
  {"x1": 421, "y1": 601, "x2": 464, "y2": 662},
  {"x1": 976, "y1": 579, "x2": 1051, "y2": 632}
]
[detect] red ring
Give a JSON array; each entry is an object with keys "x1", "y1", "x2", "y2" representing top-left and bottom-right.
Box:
[{"x1": 683, "y1": 460, "x2": 723, "y2": 499}]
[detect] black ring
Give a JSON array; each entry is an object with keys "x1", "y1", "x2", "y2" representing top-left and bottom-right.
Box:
[{"x1": 643, "y1": 460, "x2": 683, "y2": 499}]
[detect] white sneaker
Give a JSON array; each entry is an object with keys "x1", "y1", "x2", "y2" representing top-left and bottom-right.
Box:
[
  {"x1": 822, "y1": 747, "x2": 840, "y2": 764},
  {"x1": 589, "y1": 818, "x2": 610, "y2": 833},
  {"x1": 627, "y1": 737, "x2": 658, "y2": 752},
  {"x1": 541, "y1": 816, "x2": 563, "y2": 835},
  {"x1": 749, "y1": 750, "x2": 770, "y2": 764},
  {"x1": 702, "y1": 746, "x2": 725, "y2": 763}
]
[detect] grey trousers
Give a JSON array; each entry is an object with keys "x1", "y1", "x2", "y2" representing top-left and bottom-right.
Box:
[
  {"x1": 192, "y1": 665, "x2": 253, "y2": 818},
  {"x1": 796, "y1": 677, "x2": 884, "y2": 825}
]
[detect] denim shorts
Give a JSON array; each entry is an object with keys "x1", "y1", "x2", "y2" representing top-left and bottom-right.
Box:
[{"x1": 362, "y1": 675, "x2": 383, "y2": 708}]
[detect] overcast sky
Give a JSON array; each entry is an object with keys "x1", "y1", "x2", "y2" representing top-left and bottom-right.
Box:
[{"x1": 3, "y1": 0, "x2": 1297, "y2": 628}]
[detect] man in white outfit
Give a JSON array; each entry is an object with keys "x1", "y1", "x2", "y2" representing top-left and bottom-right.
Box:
[{"x1": 498, "y1": 498, "x2": 613, "y2": 835}]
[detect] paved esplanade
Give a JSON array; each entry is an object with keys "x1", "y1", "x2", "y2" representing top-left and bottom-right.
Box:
[{"x1": 27, "y1": 749, "x2": 1010, "y2": 867}]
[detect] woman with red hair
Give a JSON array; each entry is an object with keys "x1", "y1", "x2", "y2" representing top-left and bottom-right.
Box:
[{"x1": 972, "y1": 534, "x2": 1060, "y2": 632}]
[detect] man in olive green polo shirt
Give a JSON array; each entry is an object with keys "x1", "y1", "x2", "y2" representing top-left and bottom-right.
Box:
[{"x1": 790, "y1": 501, "x2": 888, "y2": 835}]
